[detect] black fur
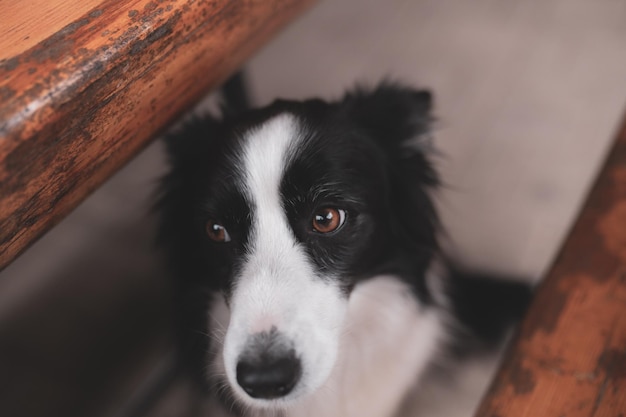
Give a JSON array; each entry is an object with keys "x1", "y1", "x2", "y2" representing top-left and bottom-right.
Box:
[{"x1": 156, "y1": 82, "x2": 532, "y2": 392}]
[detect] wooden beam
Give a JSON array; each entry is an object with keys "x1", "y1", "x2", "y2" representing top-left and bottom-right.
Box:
[
  {"x1": 474, "y1": 118, "x2": 626, "y2": 416},
  {"x1": 0, "y1": 0, "x2": 316, "y2": 270}
]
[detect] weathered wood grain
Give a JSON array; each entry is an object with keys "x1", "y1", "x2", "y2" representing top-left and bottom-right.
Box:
[
  {"x1": 474, "y1": 119, "x2": 626, "y2": 416},
  {"x1": 0, "y1": 0, "x2": 316, "y2": 270}
]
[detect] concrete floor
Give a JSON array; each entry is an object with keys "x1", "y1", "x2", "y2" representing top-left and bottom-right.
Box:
[{"x1": 2, "y1": 0, "x2": 626, "y2": 416}]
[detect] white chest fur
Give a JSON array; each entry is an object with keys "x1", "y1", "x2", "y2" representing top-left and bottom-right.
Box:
[{"x1": 292, "y1": 276, "x2": 444, "y2": 417}]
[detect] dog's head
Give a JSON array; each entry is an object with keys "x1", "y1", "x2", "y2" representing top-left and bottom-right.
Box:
[{"x1": 158, "y1": 83, "x2": 439, "y2": 409}]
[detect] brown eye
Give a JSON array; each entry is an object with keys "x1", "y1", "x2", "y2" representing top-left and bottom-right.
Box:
[
  {"x1": 206, "y1": 220, "x2": 231, "y2": 243},
  {"x1": 312, "y1": 208, "x2": 347, "y2": 234}
]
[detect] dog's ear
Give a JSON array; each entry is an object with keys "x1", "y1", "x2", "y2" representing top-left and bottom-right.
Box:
[
  {"x1": 340, "y1": 83, "x2": 440, "y2": 267},
  {"x1": 162, "y1": 115, "x2": 223, "y2": 179},
  {"x1": 339, "y1": 82, "x2": 434, "y2": 163},
  {"x1": 155, "y1": 115, "x2": 226, "y2": 261}
]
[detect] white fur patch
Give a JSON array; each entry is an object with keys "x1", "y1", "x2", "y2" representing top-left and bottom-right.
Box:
[
  {"x1": 220, "y1": 114, "x2": 347, "y2": 408},
  {"x1": 294, "y1": 276, "x2": 444, "y2": 417}
]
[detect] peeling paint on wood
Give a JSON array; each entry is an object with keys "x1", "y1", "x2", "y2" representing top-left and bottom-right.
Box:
[
  {"x1": 474, "y1": 120, "x2": 626, "y2": 416},
  {"x1": 0, "y1": 0, "x2": 317, "y2": 270}
]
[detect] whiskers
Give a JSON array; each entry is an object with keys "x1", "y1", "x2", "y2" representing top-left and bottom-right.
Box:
[{"x1": 194, "y1": 326, "x2": 227, "y2": 346}]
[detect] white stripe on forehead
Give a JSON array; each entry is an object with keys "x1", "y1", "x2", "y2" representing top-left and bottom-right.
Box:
[
  {"x1": 224, "y1": 113, "x2": 346, "y2": 399},
  {"x1": 239, "y1": 113, "x2": 301, "y2": 224},
  {"x1": 235, "y1": 112, "x2": 313, "y2": 306}
]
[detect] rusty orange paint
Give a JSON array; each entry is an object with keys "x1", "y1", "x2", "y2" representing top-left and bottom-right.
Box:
[
  {"x1": 474, "y1": 120, "x2": 626, "y2": 417},
  {"x1": 0, "y1": 0, "x2": 317, "y2": 270}
]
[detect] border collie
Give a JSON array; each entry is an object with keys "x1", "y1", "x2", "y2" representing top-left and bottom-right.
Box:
[{"x1": 157, "y1": 83, "x2": 531, "y2": 417}]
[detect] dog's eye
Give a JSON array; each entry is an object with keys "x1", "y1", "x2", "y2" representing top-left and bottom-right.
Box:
[
  {"x1": 312, "y1": 208, "x2": 346, "y2": 234},
  {"x1": 206, "y1": 220, "x2": 231, "y2": 243}
]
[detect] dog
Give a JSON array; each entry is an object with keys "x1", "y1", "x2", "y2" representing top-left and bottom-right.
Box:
[{"x1": 157, "y1": 82, "x2": 532, "y2": 417}]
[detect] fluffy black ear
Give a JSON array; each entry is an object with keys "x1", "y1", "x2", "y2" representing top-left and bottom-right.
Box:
[
  {"x1": 156, "y1": 113, "x2": 242, "y2": 293},
  {"x1": 157, "y1": 116, "x2": 221, "y2": 252},
  {"x1": 339, "y1": 82, "x2": 438, "y2": 185},
  {"x1": 340, "y1": 83, "x2": 434, "y2": 158},
  {"x1": 340, "y1": 83, "x2": 440, "y2": 281}
]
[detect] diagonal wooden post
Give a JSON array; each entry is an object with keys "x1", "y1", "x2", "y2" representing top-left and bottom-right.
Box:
[
  {"x1": 474, "y1": 117, "x2": 626, "y2": 416},
  {"x1": 0, "y1": 0, "x2": 316, "y2": 271}
]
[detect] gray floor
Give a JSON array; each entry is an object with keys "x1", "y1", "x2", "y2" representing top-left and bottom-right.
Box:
[{"x1": 2, "y1": 0, "x2": 626, "y2": 416}]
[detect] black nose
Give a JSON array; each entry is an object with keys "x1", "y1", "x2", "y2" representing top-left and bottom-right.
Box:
[{"x1": 236, "y1": 353, "x2": 301, "y2": 399}]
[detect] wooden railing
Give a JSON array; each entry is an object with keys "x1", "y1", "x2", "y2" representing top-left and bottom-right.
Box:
[
  {"x1": 474, "y1": 117, "x2": 626, "y2": 416},
  {"x1": 0, "y1": 0, "x2": 316, "y2": 271}
]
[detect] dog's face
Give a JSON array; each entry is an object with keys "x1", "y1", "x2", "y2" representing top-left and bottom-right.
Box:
[{"x1": 159, "y1": 84, "x2": 439, "y2": 410}]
